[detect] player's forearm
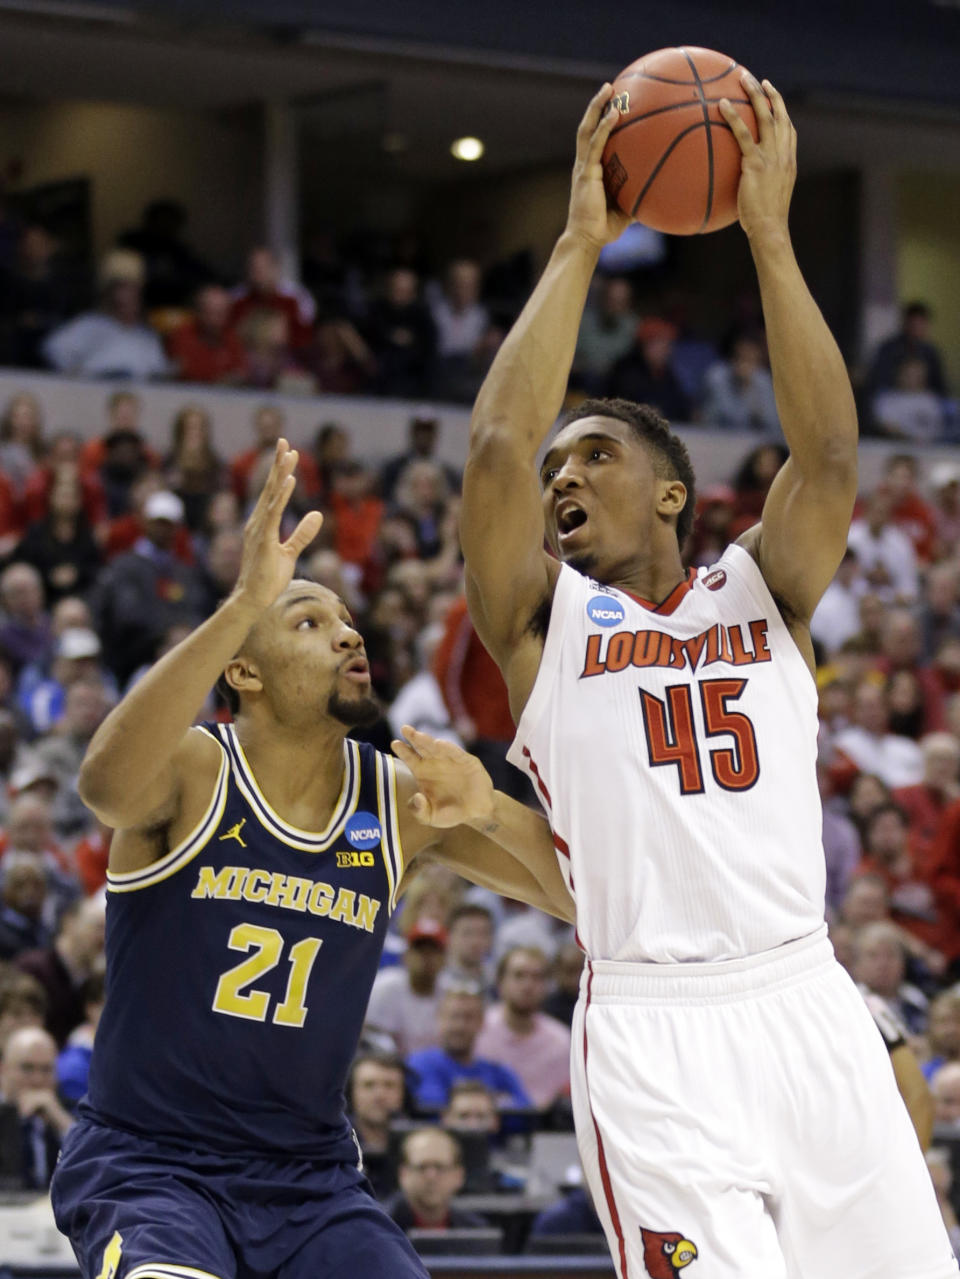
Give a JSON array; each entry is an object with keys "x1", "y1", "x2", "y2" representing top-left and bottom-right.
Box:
[
  {"x1": 750, "y1": 227, "x2": 858, "y2": 476},
  {"x1": 79, "y1": 592, "x2": 260, "y2": 813},
  {"x1": 469, "y1": 231, "x2": 601, "y2": 460}
]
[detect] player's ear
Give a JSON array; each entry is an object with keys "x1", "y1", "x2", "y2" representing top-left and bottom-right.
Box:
[
  {"x1": 657, "y1": 478, "x2": 687, "y2": 518},
  {"x1": 225, "y1": 656, "x2": 263, "y2": 697}
]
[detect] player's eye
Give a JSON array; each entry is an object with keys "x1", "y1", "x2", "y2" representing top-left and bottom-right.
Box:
[
  {"x1": 588, "y1": 448, "x2": 609, "y2": 462},
  {"x1": 296, "y1": 617, "x2": 316, "y2": 630},
  {"x1": 541, "y1": 467, "x2": 558, "y2": 484}
]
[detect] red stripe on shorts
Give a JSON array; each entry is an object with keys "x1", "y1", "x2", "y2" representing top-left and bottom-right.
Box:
[
  {"x1": 583, "y1": 961, "x2": 629, "y2": 1278},
  {"x1": 522, "y1": 746, "x2": 553, "y2": 808}
]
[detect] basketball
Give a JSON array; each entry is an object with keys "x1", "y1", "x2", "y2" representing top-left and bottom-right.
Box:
[{"x1": 602, "y1": 46, "x2": 759, "y2": 235}]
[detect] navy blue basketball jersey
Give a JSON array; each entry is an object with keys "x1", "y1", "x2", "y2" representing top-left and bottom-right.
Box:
[{"x1": 85, "y1": 723, "x2": 406, "y2": 1161}]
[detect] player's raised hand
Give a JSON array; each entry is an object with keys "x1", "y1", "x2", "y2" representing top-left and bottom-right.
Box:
[
  {"x1": 718, "y1": 74, "x2": 796, "y2": 241},
  {"x1": 235, "y1": 439, "x2": 324, "y2": 611},
  {"x1": 392, "y1": 725, "x2": 495, "y2": 829},
  {"x1": 566, "y1": 85, "x2": 633, "y2": 250}
]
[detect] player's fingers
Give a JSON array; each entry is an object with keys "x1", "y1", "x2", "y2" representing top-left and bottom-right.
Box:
[
  {"x1": 739, "y1": 72, "x2": 772, "y2": 141},
  {"x1": 391, "y1": 737, "x2": 421, "y2": 765},
  {"x1": 408, "y1": 792, "x2": 431, "y2": 823},
  {"x1": 402, "y1": 725, "x2": 441, "y2": 756},
  {"x1": 576, "y1": 84, "x2": 612, "y2": 162},
  {"x1": 246, "y1": 438, "x2": 288, "y2": 525},
  {"x1": 586, "y1": 99, "x2": 620, "y2": 166},
  {"x1": 761, "y1": 78, "x2": 788, "y2": 129},
  {"x1": 718, "y1": 99, "x2": 756, "y2": 156},
  {"x1": 283, "y1": 509, "x2": 324, "y2": 557}
]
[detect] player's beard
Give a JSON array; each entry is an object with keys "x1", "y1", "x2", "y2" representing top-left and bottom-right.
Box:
[
  {"x1": 327, "y1": 686, "x2": 382, "y2": 728},
  {"x1": 566, "y1": 551, "x2": 598, "y2": 575}
]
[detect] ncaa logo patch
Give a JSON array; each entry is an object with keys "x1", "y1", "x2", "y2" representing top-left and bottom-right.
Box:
[
  {"x1": 345, "y1": 811, "x2": 382, "y2": 850},
  {"x1": 704, "y1": 569, "x2": 727, "y2": 591},
  {"x1": 587, "y1": 595, "x2": 625, "y2": 628}
]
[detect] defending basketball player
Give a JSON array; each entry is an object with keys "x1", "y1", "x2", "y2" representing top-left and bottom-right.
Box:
[
  {"x1": 459, "y1": 76, "x2": 958, "y2": 1278},
  {"x1": 50, "y1": 441, "x2": 572, "y2": 1279}
]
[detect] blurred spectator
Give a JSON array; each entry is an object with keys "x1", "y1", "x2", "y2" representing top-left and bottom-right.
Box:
[
  {"x1": 386, "y1": 1127, "x2": 486, "y2": 1231},
  {"x1": 428, "y1": 259, "x2": 491, "y2": 402},
  {"x1": 309, "y1": 318, "x2": 375, "y2": 395},
  {"x1": 73, "y1": 820, "x2": 111, "y2": 898},
  {"x1": 930, "y1": 463, "x2": 960, "y2": 557},
  {"x1": 0, "y1": 859, "x2": 49, "y2": 959},
  {"x1": 118, "y1": 200, "x2": 212, "y2": 309},
  {"x1": 0, "y1": 971, "x2": 46, "y2": 1052},
  {"x1": 874, "y1": 608, "x2": 945, "y2": 736},
  {"x1": 868, "y1": 301, "x2": 947, "y2": 397},
  {"x1": 433, "y1": 595, "x2": 521, "y2": 800},
  {"x1": 381, "y1": 413, "x2": 460, "y2": 505},
  {"x1": 686, "y1": 483, "x2": 736, "y2": 568},
  {"x1": 14, "y1": 896, "x2": 105, "y2": 1047},
  {"x1": 811, "y1": 548, "x2": 864, "y2": 657},
  {"x1": 94, "y1": 391, "x2": 152, "y2": 519},
  {"x1": 94, "y1": 491, "x2": 205, "y2": 683},
  {"x1": 366, "y1": 917, "x2": 448, "y2": 1055},
  {"x1": 32, "y1": 680, "x2": 111, "y2": 820},
  {"x1": 238, "y1": 308, "x2": 314, "y2": 394},
  {"x1": 229, "y1": 246, "x2": 315, "y2": 350},
  {"x1": 42, "y1": 249, "x2": 169, "y2": 379},
  {"x1": 18, "y1": 627, "x2": 106, "y2": 736},
  {"x1": 819, "y1": 759, "x2": 861, "y2": 916},
  {"x1": 931, "y1": 1063, "x2": 960, "y2": 1129},
  {"x1": 573, "y1": 276, "x2": 638, "y2": 393},
  {"x1": 847, "y1": 485, "x2": 919, "y2": 604},
  {"x1": 699, "y1": 332, "x2": 780, "y2": 433},
  {"x1": 883, "y1": 455, "x2": 938, "y2": 563},
  {"x1": 0, "y1": 797, "x2": 78, "y2": 929},
  {"x1": 346, "y1": 1049, "x2": 408, "y2": 1198},
  {"x1": 541, "y1": 943, "x2": 584, "y2": 1028},
  {"x1": 163, "y1": 403, "x2": 226, "y2": 531},
  {"x1": 893, "y1": 734, "x2": 960, "y2": 866},
  {"x1": 606, "y1": 318, "x2": 691, "y2": 422},
  {"x1": 872, "y1": 358, "x2": 945, "y2": 443},
  {"x1": 729, "y1": 442, "x2": 788, "y2": 532},
  {"x1": 55, "y1": 966, "x2": 104, "y2": 1106},
  {"x1": 22, "y1": 431, "x2": 108, "y2": 532},
  {"x1": 364, "y1": 267, "x2": 436, "y2": 399},
  {"x1": 528, "y1": 1181, "x2": 604, "y2": 1241},
  {"x1": 924, "y1": 991, "x2": 960, "y2": 1080},
  {"x1": 442, "y1": 903, "x2": 494, "y2": 992},
  {"x1": 833, "y1": 681, "x2": 924, "y2": 789},
  {"x1": 0, "y1": 563, "x2": 53, "y2": 676},
  {"x1": 390, "y1": 461, "x2": 451, "y2": 561},
  {"x1": 0, "y1": 1025, "x2": 73, "y2": 1188},
  {"x1": 0, "y1": 223, "x2": 80, "y2": 368},
  {"x1": 407, "y1": 985, "x2": 531, "y2": 1110},
  {"x1": 104, "y1": 473, "x2": 194, "y2": 566},
  {"x1": 918, "y1": 563, "x2": 960, "y2": 663},
  {"x1": 311, "y1": 422, "x2": 352, "y2": 503},
  {"x1": 198, "y1": 528, "x2": 244, "y2": 614},
  {"x1": 229, "y1": 404, "x2": 319, "y2": 509},
  {"x1": 442, "y1": 1081, "x2": 526, "y2": 1194},
  {"x1": 388, "y1": 624, "x2": 461, "y2": 748},
  {"x1": 475, "y1": 947, "x2": 570, "y2": 1111},
  {"x1": 0, "y1": 392, "x2": 45, "y2": 494},
  {"x1": 852, "y1": 920, "x2": 928, "y2": 1033},
  {"x1": 926, "y1": 1148, "x2": 960, "y2": 1255},
  {"x1": 167, "y1": 285, "x2": 247, "y2": 385},
  {"x1": 13, "y1": 469, "x2": 103, "y2": 606},
  {"x1": 329, "y1": 462, "x2": 384, "y2": 573}
]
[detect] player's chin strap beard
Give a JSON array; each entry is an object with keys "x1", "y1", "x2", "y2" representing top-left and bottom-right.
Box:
[{"x1": 327, "y1": 688, "x2": 382, "y2": 728}]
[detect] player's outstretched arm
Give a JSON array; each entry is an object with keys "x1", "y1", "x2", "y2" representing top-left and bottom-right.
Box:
[
  {"x1": 79, "y1": 440, "x2": 322, "y2": 836},
  {"x1": 392, "y1": 727, "x2": 575, "y2": 922},
  {"x1": 462, "y1": 86, "x2": 630, "y2": 673},
  {"x1": 720, "y1": 78, "x2": 858, "y2": 628}
]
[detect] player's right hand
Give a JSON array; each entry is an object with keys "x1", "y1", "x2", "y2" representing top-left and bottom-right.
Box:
[
  {"x1": 392, "y1": 725, "x2": 495, "y2": 829},
  {"x1": 566, "y1": 85, "x2": 632, "y2": 250},
  {"x1": 234, "y1": 439, "x2": 324, "y2": 612}
]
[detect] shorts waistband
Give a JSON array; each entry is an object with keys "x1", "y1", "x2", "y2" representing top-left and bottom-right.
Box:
[{"x1": 583, "y1": 926, "x2": 834, "y2": 1005}]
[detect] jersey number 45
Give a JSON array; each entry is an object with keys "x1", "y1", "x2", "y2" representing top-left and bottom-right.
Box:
[{"x1": 640, "y1": 678, "x2": 760, "y2": 795}]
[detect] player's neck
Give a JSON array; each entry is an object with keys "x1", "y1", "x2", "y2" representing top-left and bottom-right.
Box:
[
  {"x1": 235, "y1": 716, "x2": 348, "y2": 828},
  {"x1": 606, "y1": 546, "x2": 687, "y2": 606}
]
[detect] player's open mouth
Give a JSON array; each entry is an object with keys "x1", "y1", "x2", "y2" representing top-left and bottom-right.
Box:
[
  {"x1": 342, "y1": 657, "x2": 370, "y2": 683},
  {"x1": 556, "y1": 501, "x2": 588, "y2": 543}
]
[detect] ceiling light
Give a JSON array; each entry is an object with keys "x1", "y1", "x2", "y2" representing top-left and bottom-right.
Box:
[{"x1": 450, "y1": 136, "x2": 484, "y2": 162}]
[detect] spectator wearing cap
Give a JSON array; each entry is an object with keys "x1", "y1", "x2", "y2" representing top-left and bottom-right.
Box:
[
  {"x1": 365, "y1": 918, "x2": 449, "y2": 1056},
  {"x1": 0, "y1": 858, "x2": 49, "y2": 960},
  {"x1": 104, "y1": 474, "x2": 194, "y2": 567},
  {"x1": 475, "y1": 947, "x2": 571, "y2": 1111},
  {"x1": 13, "y1": 464, "x2": 103, "y2": 606},
  {"x1": 381, "y1": 414, "x2": 460, "y2": 505},
  {"x1": 700, "y1": 332, "x2": 780, "y2": 433},
  {"x1": 229, "y1": 246, "x2": 315, "y2": 351},
  {"x1": 0, "y1": 563, "x2": 53, "y2": 677},
  {"x1": 606, "y1": 317, "x2": 692, "y2": 422},
  {"x1": 42, "y1": 249, "x2": 169, "y2": 380},
  {"x1": 18, "y1": 627, "x2": 111, "y2": 745},
  {"x1": 406, "y1": 985, "x2": 532, "y2": 1110},
  {"x1": 94, "y1": 490, "x2": 205, "y2": 683},
  {"x1": 573, "y1": 276, "x2": 638, "y2": 393}
]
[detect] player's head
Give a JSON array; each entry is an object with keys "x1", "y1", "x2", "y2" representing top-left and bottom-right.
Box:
[
  {"x1": 219, "y1": 581, "x2": 379, "y2": 733},
  {"x1": 540, "y1": 397, "x2": 695, "y2": 581}
]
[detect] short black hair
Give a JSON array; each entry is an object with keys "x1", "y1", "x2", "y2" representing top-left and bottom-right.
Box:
[{"x1": 560, "y1": 397, "x2": 696, "y2": 548}]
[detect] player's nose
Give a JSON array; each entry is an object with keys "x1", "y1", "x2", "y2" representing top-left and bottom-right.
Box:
[
  {"x1": 551, "y1": 459, "x2": 585, "y2": 493},
  {"x1": 333, "y1": 622, "x2": 364, "y2": 651}
]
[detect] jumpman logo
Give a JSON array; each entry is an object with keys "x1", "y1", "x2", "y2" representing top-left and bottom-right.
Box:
[{"x1": 219, "y1": 818, "x2": 247, "y2": 848}]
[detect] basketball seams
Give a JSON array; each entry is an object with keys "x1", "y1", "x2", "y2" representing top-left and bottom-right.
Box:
[
  {"x1": 629, "y1": 120, "x2": 711, "y2": 219},
  {"x1": 616, "y1": 60, "x2": 739, "y2": 87},
  {"x1": 679, "y1": 48, "x2": 714, "y2": 233},
  {"x1": 609, "y1": 96, "x2": 751, "y2": 136}
]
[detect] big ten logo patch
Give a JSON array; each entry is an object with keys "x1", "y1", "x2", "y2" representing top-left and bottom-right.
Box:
[
  {"x1": 337, "y1": 850, "x2": 376, "y2": 868},
  {"x1": 345, "y1": 811, "x2": 382, "y2": 850},
  {"x1": 587, "y1": 594, "x2": 626, "y2": 628}
]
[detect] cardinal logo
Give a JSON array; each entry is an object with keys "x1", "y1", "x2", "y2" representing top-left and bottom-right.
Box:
[{"x1": 640, "y1": 1228, "x2": 699, "y2": 1278}]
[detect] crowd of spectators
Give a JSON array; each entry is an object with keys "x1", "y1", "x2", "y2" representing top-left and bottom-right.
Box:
[
  {"x1": 0, "y1": 303, "x2": 958, "y2": 1251},
  {"x1": 0, "y1": 199, "x2": 954, "y2": 436}
]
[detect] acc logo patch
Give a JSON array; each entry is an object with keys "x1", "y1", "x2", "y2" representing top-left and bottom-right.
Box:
[
  {"x1": 703, "y1": 569, "x2": 727, "y2": 591},
  {"x1": 345, "y1": 812, "x2": 382, "y2": 850},
  {"x1": 640, "y1": 1228, "x2": 698, "y2": 1277},
  {"x1": 586, "y1": 595, "x2": 625, "y2": 628}
]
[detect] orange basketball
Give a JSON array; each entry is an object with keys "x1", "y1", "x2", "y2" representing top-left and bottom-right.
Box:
[{"x1": 601, "y1": 46, "x2": 759, "y2": 235}]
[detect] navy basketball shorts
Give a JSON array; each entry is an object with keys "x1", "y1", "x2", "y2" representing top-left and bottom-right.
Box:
[{"x1": 52, "y1": 1117, "x2": 428, "y2": 1279}]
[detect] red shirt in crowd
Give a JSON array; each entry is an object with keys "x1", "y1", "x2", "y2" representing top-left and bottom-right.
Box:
[
  {"x1": 229, "y1": 291, "x2": 313, "y2": 351},
  {"x1": 892, "y1": 491, "x2": 938, "y2": 563},
  {"x1": 22, "y1": 466, "x2": 108, "y2": 530},
  {"x1": 167, "y1": 319, "x2": 248, "y2": 384},
  {"x1": 433, "y1": 595, "x2": 515, "y2": 743},
  {"x1": 329, "y1": 493, "x2": 384, "y2": 570},
  {"x1": 104, "y1": 514, "x2": 195, "y2": 565},
  {"x1": 74, "y1": 828, "x2": 111, "y2": 896},
  {"x1": 230, "y1": 448, "x2": 320, "y2": 505}
]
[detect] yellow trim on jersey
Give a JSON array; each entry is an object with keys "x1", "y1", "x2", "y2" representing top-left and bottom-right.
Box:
[
  {"x1": 106, "y1": 747, "x2": 229, "y2": 893},
  {"x1": 226, "y1": 726, "x2": 360, "y2": 851},
  {"x1": 126, "y1": 1265, "x2": 226, "y2": 1279}
]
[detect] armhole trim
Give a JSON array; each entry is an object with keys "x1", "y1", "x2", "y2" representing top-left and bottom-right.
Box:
[{"x1": 377, "y1": 753, "x2": 405, "y2": 914}]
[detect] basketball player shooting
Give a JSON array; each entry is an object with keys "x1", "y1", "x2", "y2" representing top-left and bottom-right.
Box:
[
  {"x1": 458, "y1": 77, "x2": 958, "y2": 1277},
  {"x1": 50, "y1": 441, "x2": 572, "y2": 1279}
]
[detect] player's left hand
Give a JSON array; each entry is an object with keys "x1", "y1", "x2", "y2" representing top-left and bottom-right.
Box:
[
  {"x1": 718, "y1": 75, "x2": 796, "y2": 241},
  {"x1": 391, "y1": 725, "x2": 495, "y2": 829}
]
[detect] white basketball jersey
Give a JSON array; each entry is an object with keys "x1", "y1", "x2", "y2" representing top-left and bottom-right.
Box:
[{"x1": 507, "y1": 543, "x2": 826, "y2": 963}]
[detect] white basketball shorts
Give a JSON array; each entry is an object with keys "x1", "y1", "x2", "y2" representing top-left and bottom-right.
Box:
[{"x1": 571, "y1": 928, "x2": 957, "y2": 1279}]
